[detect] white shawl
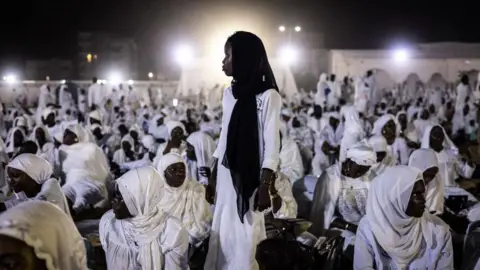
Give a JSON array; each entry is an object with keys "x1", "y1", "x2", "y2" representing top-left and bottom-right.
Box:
[{"x1": 186, "y1": 131, "x2": 215, "y2": 184}]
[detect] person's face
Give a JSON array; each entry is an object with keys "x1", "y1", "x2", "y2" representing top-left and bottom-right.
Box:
[
  {"x1": 376, "y1": 151, "x2": 387, "y2": 163},
  {"x1": 45, "y1": 113, "x2": 55, "y2": 125},
  {"x1": 122, "y1": 141, "x2": 132, "y2": 153},
  {"x1": 118, "y1": 125, "x2": 128, "y2": 137},
  {"x1": 405, "y1": 180, "x2": 426, "y2": 218},
  {"x1": 170, "y1": 127, "x2": 184, "y2": 141},
  {"x1": 186, "y1": 142, "x2": 196, "y2": 161},
  {"x1": 380, "y1": 103, "x2": 386, "y2": 110},
  {"x1": 463, "y1": 105, "x2": 470, "y2": 116},
  {"x1": 420, "y1": 109, "x2": 429, "y2": 120},
  {"x1": 292, "y1": 118, "x2": 301, "y2": 128},
  {"x1": 12, "y1": 131, "x2": 23, "y2": 148},
  {"x1": 7, "y1": 167, "x2": 39, "y2": 197},
  {"x1": 429, "y1": 126, "x2": 445, "y2": 152},
  {"x1": 382, "y1": 120, "x2": 396, "y2": 145},
  {"x1": 113, "y1": 106, "x2": 120, "y2": 113},
  {"x1": 0, "y1": 235, "x2": 46, "y2": 270},
  {"x1": 119, "y1": 111, "x2": 125, "y2": 118},
  {"x1": 423, "y1": 167, "x2": 439, "y2": 185},
  {"x1": 329, "y1": 117, "x2": 339, "y2": 130},
  {"x1": 428, "y1": 105, "x2": 435, "y2": 114},
  {"x1": 164, "y1": 162, "x2": 186, "y2": 188},
  {"x1": 398, "y1": 114, "x2": 407, "y2": 129},
  {"x1": 62, "y1": 129, "x2": 77, "y2": 146},
  {"x1": 281, "y1": 115, "x2": 291, "y2": 123},
  {"x1": 92, "y1": 128, "x2": 103, "y2": 140},
  {"x1": 222, "y1": 42, "x2": 233, "y2": 76},
  {"x1": 111, "y1": 185, "x2": 133, "y2": 220},
  {"x1": 90, "y1": 118, "x2": 101, "y2": 126},
  {"x1": 156, "y1": 118, "x2": 164, "y2": 126},
  {"x1": 130, "y1": 131, "x2": 139, "y2": 141},
  {"x1": 343, "y1": 159, "x2": 371, "y2": 178}
]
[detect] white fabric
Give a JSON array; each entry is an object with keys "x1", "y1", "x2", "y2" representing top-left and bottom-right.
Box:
[
  {"x1": 166, "y1": 121, "x2": 186, "y2": 139},
  {"x1": 372, "y1": 114, "x2": 409, "y2": 165},
  {"x1": 186, "y1": 131, "x2": 215, "y2": 184},
  {"x1": 113, "y1": 135, "x2": 135, "y2": 166},
  {"x1": 100, "y1": 167, "x2": 189, "y2": 270},
  {"x1": 66, "y1": 124, "x2": 91, "y2": 143},
  {"x1": 408, "y1": 149, "x2": 444, "y2": 215},
  {"x1": 362, "y1": 166, "x2": 451, "y2": 269},
  {"x1": 345, "y1": 142, "x2": 377, "y2": 166},
  {"x1": 7, "y1": 154, "x2": 71, "y2": 216},
  {"x1": 156, "y1": 153, "x2": 213, "y2": 243},
  {"x1": 61, "y1": 142, "x2": 109, "y2": 210},
  {"x1": 339, "y1": 106, "x2": 366, "y2": 162},
  {"x1": 279, "y1": 137, "x2": 304, "y2": 183},
  {"x1": 141, "y1": 135, "x2": 157, "y2": 153},
  {"x1": 0, "y1": 201, "x2": 87, "y2": 270}
]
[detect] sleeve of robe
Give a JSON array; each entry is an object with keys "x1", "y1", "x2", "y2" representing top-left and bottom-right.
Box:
[
  {"x1": 434, "y1": 230, "x2": 454, "y2": 270},
  {"x1": 453, "y1": 155, "x2": 475, "y2": 179},
  {"x1": 272, "y1": 173, "x2": 298, "y2": 219},
  {"x1": 280, "y1": 140, "x2": 304, "y2": 182},
  {"x1": 309, "y1": 171, "x2": 334, "y2": 236},
  {"x1": 353, "y1": 219, "x2": 376, "y2": 270},
  {"x1": 183, "y1": 184, "x2": 213, "y2": 244},
  {"x1": 161, "y1": 217, "x2": 190, "y2": 270},
  {"x1": 99, "y1": 211, "x2": 112, "y2": 252},
  {"x1": 261, "y1": 90, "x2": 282, "y2": 170}
]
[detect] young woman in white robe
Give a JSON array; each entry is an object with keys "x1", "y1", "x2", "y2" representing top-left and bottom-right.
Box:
[
  {"x1": 99, "y1": 167, "x2": 189, "y2": 270},
  {"x1": 279, "y1": 134, "x2": 304, "y2": 183},
  {"x1": 372, "y1": 114, "x2": 409, "y2": 165},
  {"x1": 30, "y1": 126, "x2": 56, "y2": 166},
  {"x1": 311, "y1": 112, "x2": 342, "y2": 177},
  {"x1": 421, "y1": 125, "x2": 475, "y2": 189},
  {"x1": 0, "y1": 201, "x2": 88, "y2": 269},
  {"x1": 156, "y1": 153, "x2": 213, "y2": 245},
  {"x1": 4, "y1": 153, "x2": 70, "y2": 215},
  {"x1": 185, "y1": 131, "x2": 216, "y2": 185},
  {"x1": 408, "y1": 148, "x2": 444, "y2": 215},
  {"x1": 354, "y1": 166, "x2": 453, "y2": 269},
  {"x1": 309, "y1": 142, "x2": 377, "y2": 247},
  {"x1": 204, "y1": 32, "x2": 282, "y2": 270},
  {"x1": 5, "y1": 126, "x2": 26, "y2": 158},
  {"x1": 112, "y1": 135, "x2": 137, "y2": 167}
]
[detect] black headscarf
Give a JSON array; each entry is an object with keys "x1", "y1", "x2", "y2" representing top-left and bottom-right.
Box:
[{"x1": 222, "y1": 31, "x2": 278, "y2": 222}]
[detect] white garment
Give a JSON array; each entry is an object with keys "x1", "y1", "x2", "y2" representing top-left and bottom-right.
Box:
[
  {"x1": 279, "y1": 137, "x2": 304, "y2": 183},
  {"x1": 61, "y1": 142, "x2": 110, "y2": 211},
  {"x1": 339, "y1": 106, "x2": 366, "y2": 162},
  {"x1": 156, "y1": 153, "x2": 213, "y2": 244},
  {"x1": 368, "y1": 135, "x2": 392, "y2": 175},
  {"x1": 421, "y1": 125, "x2": 474, "y2": 187},
  {"x1": 456, "y1": 82, "x2": 469, "y2": 110},
  {"x1": 355, "y1": 166, "x2": 452, "y2": 269},
  {"x1": 408, "y1": 149, "x2": 444, "y2": 215},
  {"x1": 113, "y1": 135, "x2": 136, "y2": 166},
  {"x1": 88, "y1": 83, "x2": 105, "y2": 108},
  {"x1": 148, "y1": 115, "x2": 169, "y2": 140},
  {"x1": 100, "y1": 167, "x2": 189, "y2": 270},
  {"x1": 372, "y1": 114, "x2": 409, "y2": 165},
  {"x1": 0, "y1": 201, "x2": 87, "y2": 269},
  {"x1": 186, "y1": 131, "x2": 215, "y2": 184},
  {"x1": 315, "y1": 73, "x2": 328, "y2": 106},
  {"x1": 265, "y1": 172, "x2": 298, "y2": 219},
  {"x1": 205, "y1": 87, "x2": 281, "y2": 270}
]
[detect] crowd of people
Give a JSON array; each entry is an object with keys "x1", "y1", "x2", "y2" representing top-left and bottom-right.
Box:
[{"x1": 1, "y1": 31, "x2": 480, "y2": 269}]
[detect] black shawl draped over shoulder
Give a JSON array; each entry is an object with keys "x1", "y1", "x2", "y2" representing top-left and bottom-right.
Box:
[{"x1": 222, "y1": 31, "x2": 279, "y2": 222}]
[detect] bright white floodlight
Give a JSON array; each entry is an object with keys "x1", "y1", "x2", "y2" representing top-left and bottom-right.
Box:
[
  {"x1": 60, "y1": 79, "x2": 66, "y2": 84},
  {"x1": 108, "y1": 72, "x2": 122, "y2": 85},
  {"x1": 279, "y1": 25, "x2": 286, "y2": 32},
  {"x1": 148, "y1": 72, "x2": 154, "y2": 79},
  {"x1": 172, "y1": 98, "x2": 179, "y2": 107},
  {"x1": 295, "y1": 26, "x2": 302, "y2": 32},
  {"x1": 128, "y1": 79, "x2": 134, "y2": 85},
  {"x1": 393, "y1": 49, "x2": 409, "y2": 62},
  {"x1": 174, "y1": 45, "x2": 193, "y2": 66},
  {"x1": 4, "y1": 74, "x2": 17, "y2": 84},
  {"x1": 280, "y1": 46, "x2": 298, "y2": 65}
]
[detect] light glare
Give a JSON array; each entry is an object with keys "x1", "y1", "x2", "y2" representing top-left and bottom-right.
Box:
[
  {"x1": 128, "y1": 79, "x2": 134, "y2": 85},
  {"x1": 5, "y1": 75, "x2": 17, "y2": 84},
  {"x1": 108, "y1": 72, "x2": 122, "y2": 84},
  {"x1": 173, "y1": 98, "x2": 179, "y2": 107},
  {"x1": 295, "y1": 26, "x2": 301, "y2": 32},
  {"x1": 148, "y1": 72, "x2": 154, "y2": 78},
  {"x1": 393, "y1": 49, "x2": 409, "y2": 62},
  {"x1": 280, "y1": 46, "x2": 298, "y2": 65},
  {"x1": 279, "y1": 26, "x2": 286, "y2": 32},
  {"x1": 174, "y1": 45, "x2": 194, "y2": 66}
]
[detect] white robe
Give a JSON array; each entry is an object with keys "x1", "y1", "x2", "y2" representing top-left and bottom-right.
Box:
[
  {"x1": 205, "y1": 87, "x2": 281, "y2": 270},
  {"x1": 279, "y1": 138, "x2": 304, "y2": 183}
]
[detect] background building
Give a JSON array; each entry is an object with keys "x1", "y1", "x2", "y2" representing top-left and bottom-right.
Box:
[
  {"x1": 77, "y1": 32, "x2": 138, "y2": 80},
  {"x1": 25, "y1": 59, "x2": 73, "y2": 80}
]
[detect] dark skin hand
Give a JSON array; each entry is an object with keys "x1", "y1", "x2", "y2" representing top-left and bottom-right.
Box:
[
  {"x1": 268, "y1": 173, "x2": 282, "y2": 214},
  {"x1": 205, "y1": 158, "x2": 218, "y2": 204},
  {"x1": 163, "y1": 127, "x2": 184, "y2": 155},
  {"x1": 331, "y1": 218, "x2": 358, "y2": 233},
  {"x1": 255, "y1": 168, "x2": 274, "y2": 211}
]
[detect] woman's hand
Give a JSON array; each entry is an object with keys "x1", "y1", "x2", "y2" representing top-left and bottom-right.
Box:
[
  {"x1": 255, "y1": 169, "x2": 274, "y2": 211},
  {"x1": 205, "y1": 159, "x2": 218, "y2": 204}
]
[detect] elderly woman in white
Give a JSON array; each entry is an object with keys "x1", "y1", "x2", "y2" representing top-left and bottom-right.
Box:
[
  {"x1": 371, "y1": 114, "x2": 409, "y2": 165},
  {"x1": 309, "y1": 142, "x2": 377, "y2": 249},
  {"x1": 354, "y1": 166, "x2": 453, "y2": 269},
  {"x1": 100, "y1": 166, "x2": 189, "y2": 270},
  {"x1": 279, "y1": 132, "x2": 304, "y2": 183},
  {"x1": 153, "y1": 121, "x2": 187, "y2": 165},
  {"x1": 0, "y1": 201, "x2": 88, "y2": 270},
  {"x1": 185, "y1": 131, "x2": 216, "y2": 185},
  {"x1": 4, "y1": 154, "x2": 70, "y2": 215},
  {"x1": 112, "y1": 134, "x2": 137, "y2": 166},
  {"x1": 156, "y1": 153, "x2": 213, "y2": 245}
]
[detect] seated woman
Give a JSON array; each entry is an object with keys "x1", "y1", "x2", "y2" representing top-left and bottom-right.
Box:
[
  {"x1": 421, "y1": 125, "x2": 475, "y2": 189},
  {"x1": 60, "y1": 140, "x2": 110, "y2": 216},
  {"x1": 372, "y1": 114, "x2": 409, "y2": 165},
  {"x1": 100, "y1": 167, "x2": 189, "y2": 269},
  {"x1": 156, "y1": 153, "x2": 213, "y2": 245},
  {"x1": 3, "y1": 153, "x2": 70, "y2": 215},
  {"x1": 309, "y1": 142, "x2": 377, "y2": 247},
  {"x1": 63, "y1": 124, "x2": 92, "y2": 144},
  {"x1": 0, "y1": 201, "x2": 88, "y2": 269},
  {"x1": 408, "y1": 149, "x2": 443, "y2": 215},
  {"x1": 112, "y1": 134, "x2": 137, "y2": 167},
  {"x1": 354, "y1": 166, "x2": 453, "y2": 269},
  {"x1": 311, "y1": 112, "x2": 341, "y2": 177},
  {"x1": 185, "y1": 131, "x2": 216, "y2": 185},
  {"x1": 367, "y1": 135, "x2": 389, "y2": 175},
  {"x1": 30, "y1": 125, "x2": 55, "y2": 165},
  {"x1": 153, "y1": 121, "x2": 187, "y2": 165},
  {"x1": 148, "y1": 114, "x2": 169, "y2": 143},
  {"x1": 5, "y1": 126, "x2": 26, "y2": 158}
]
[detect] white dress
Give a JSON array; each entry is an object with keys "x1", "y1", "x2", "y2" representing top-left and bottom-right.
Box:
[{"x1": 204, "y1": 87, "x2": 281, "y2": 270}]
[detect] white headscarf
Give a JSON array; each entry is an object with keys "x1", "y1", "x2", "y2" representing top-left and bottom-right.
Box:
[
  {"x1": 66, "y1": 124, "x2": 91, "y2": 143},
  {"x1": 116, "y1": 167, "x2": 168, "y2": 270},
  {"x1": 420, "y1": 125, "x2": 457, "y2": 154},
  {"x1": 7, "y1": 154, "x2": 71, "y2": 215},
  {"x1": 408, "y1": 149, "x2": 444, "y2": 215},
  {"x1": 366, "y1": 166, "x2": 446, "y2": 268},
  {"x1": 148, "y1": 115, "x2": 168, "y2": 140},
  {"x1": 186, "y1": 131, "x2": 215, "y2": 183},
  {"x1": 368, "y1": 135, "x2": 388, "y2": 153},
  {"x1": 42, "y1": 107, "x2": 55, "y2": 122},
  {"x1": 156, "y1": 153, "x2": 212, "y2": 242},
  {"x1": 345, "y1": 142, "x2": 377, "y2": 166},
  {"x1": 5, "y1": 127, "x2": 26, "y2": 154},
  {"x1": 166, "y1": 121, "x2": 186, "y2": 139},
  {"x1": 339, "y1": 106, "x2": 366, "y2": 162},
  {"x1": 61, "y1": 142, "x2": 109, "y2": 210},
  {"x1": 30, "y1": 125, "x2": 52, "y2": 143},
  {"x1": 372, "y1": 114, "x2": 400, "y2": 137},
  {"x1": 141, "y1": 135, "x2": 157, "y2": 153},
  {"x1": 0, "y1": 201, "x2": 87, "y2": 270}
]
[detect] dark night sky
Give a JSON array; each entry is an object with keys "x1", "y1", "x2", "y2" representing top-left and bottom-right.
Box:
[{"x1": 0, "y1": 0, "x2": 478, "y2": 72}]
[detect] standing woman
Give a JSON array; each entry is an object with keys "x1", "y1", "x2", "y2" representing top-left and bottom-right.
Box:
[{"x1": 204, "y1": 31, "x2": 282, "y2": 270}]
